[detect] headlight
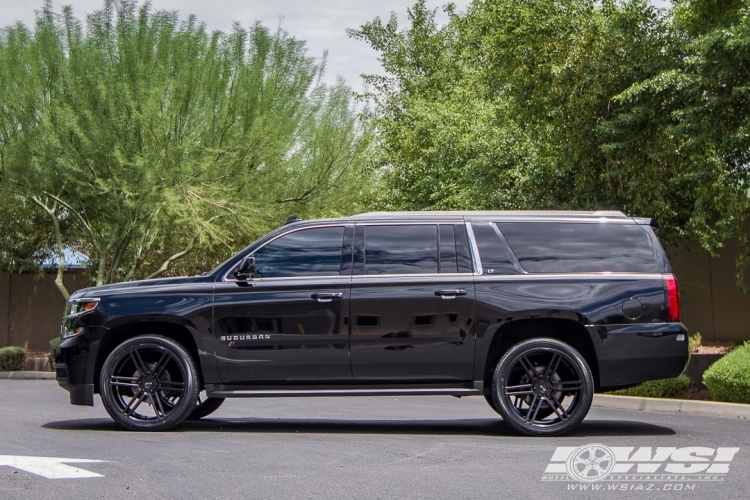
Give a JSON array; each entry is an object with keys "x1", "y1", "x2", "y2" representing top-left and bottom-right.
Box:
[
  {"x1": 62, "y1": 298, "x2": 100, "y2": 339},
  {"x1": 65, "y1": 297, "x2": 100, "y2": 318}
]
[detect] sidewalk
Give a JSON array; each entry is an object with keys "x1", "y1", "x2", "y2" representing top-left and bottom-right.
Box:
[
  {"x1": 0, "y1": 371, "x2": 55, "y2": 379},
  {"x1": 593, "y1": 394, "x2": 750, "y2": 420}
]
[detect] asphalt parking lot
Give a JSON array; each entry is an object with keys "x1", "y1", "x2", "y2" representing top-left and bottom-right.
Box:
[{"x1": 1, "y1": 379, "x2": 749, "y2": 499}]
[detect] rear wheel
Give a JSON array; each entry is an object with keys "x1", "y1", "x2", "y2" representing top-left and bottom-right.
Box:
[
  {"x1": 99, "y1": 335, "x2": 199, "y2": 431},
  {"x1": 491, "y1": 338, "x2": 594, "y2": 436}
]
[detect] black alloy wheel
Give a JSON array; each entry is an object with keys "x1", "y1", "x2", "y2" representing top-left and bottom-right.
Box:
[
  {"x1": 491, "y1": 338, "x2": 594, "y2": 436},
  {"x1": 99, "y1": 335, "x2": 199, "y2": 431},
  {"x1": 187, "y1": 392, "x2": 225, "y2": 420},
  {"x1": 484, "y1": 393, "x2": 555, "y2": 420}
]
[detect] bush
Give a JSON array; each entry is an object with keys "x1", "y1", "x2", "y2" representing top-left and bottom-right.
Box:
[
  {"x1": 608, "y1": 374, "x2": 691, "y2": 399},
  {"x1": 0, "y1": 346, "x2": 26, "y2": 371},
  {"x1": 49, "y1": 337, "x2": 62, "y2": 368},
  {"x1": 689, "y1": 332, "x2": 702, "y2": 353},
  {"x1": 703, "y1": 342, "x2": 750, "y2": 404}
]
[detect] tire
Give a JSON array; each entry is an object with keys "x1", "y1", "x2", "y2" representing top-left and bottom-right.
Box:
[
  {"x1": 99, "y1": 335, "x2": 200, "y2": 431},
  {"x1": 187, "y1": 393, "x2": 225, "y2": 420},
  {"x1": 485, "y1": 390, "x2": 555, "y2": 421},
  {"x1": 484, "y1": 394, "x2": 501, "y2": 415},
  {"x1": 491, "y1": 338, "x2": 594, "y2": 437}
]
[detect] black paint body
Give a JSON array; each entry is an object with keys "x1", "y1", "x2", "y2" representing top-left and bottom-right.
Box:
[{"x1": 55, "y1": 211, "x2": 689, "y2": 406}]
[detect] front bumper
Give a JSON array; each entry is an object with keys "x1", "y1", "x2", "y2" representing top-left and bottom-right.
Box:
[{"x1": 55, "y1": 334, "x2": 96, "y2": 406}]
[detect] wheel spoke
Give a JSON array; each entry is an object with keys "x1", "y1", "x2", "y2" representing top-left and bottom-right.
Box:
[
  {"x1": 525, "y1": 394, "x2": 542, "y2": 423},
  {"x1": 123, "y1": 390, "x2": 145, "y2": 417},
  {"x1": 159, "y1": 380, "x2": 185, "y2": 390},
  {"x1": 150, "y1": 392, "x2": 167, "y2": 420},
  {"x1": 554, "y1": 380, "x2": 582, "y2": 392},
  {"x1": 110, "y1": 375, "x2": 139, "y2": 388},
  {"x1": 542, "y1": 353, "x2": 562, "y2": 380},
  {"x1": 518, "y1": 356, "x2": 539, "y2": 381},
  {"x1": 504, "y1": 383, "x2": 534, "y2": 396},
  {"x1": 130, "y1": 349, "x2": 149, "y2": 376},
  {"x1": 152, "y1": 351, "x2": 171, "y2": 378},
  {"x1": 547, "y1": 393, "x2": 570, "y2": 420}
]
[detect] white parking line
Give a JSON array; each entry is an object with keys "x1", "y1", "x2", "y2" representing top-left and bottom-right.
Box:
[{"x1": 0, "y1": 455, "x2": 106, "y2": 479}]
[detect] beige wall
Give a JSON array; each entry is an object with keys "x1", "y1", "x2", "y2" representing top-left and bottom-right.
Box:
[
  {"x1": 668, "y1": 239, "x2": 750, "y2": 342},
  {"x1": 0, "y1": 272, "x2": 88, "y2": 351}
]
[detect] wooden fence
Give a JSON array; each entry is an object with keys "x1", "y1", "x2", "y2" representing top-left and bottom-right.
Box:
[
  {"x1": 1, "y1": 241, "x2": 749, "y2": 351},
  {"x1": 0, "y1": 272, "x2": 88, "y2": 351}
]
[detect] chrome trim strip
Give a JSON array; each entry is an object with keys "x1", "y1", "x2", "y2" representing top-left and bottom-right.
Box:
[
  {"x1": 353, "y1": 210, "x2": 629, "y2": 219},
  {"x1": 473, "y1": 273, "x2": 665, "y2": 281},
  {"x1": 208, "y1": 388, "x2": 481, "y2": 398},
  {"x1": 465, "y1": 222, "x2": 483, "y2": 275},
  {"x1": 476, "y1": 217, "x2": 633, "y2": 224},
  {"x1": 350, "y1": 273, "x2": 474, "y2": 280},
  {"x1": 490, "y1": 222, "x2": 527, "y2": 274},
  {"x1": 353, "y1": 221, "x2": 464, "y2": 225},
  {"x1": 223, "y1": 273, "x2": 474, "y2": 284}
]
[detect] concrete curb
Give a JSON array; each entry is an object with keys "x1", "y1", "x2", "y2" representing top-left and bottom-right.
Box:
[
  {"x1": 593, "y1": 394, "x2": 750, "y2": 420},
  {"x1": 0, "y1": 371, "x2": 56, "y2": 380}
]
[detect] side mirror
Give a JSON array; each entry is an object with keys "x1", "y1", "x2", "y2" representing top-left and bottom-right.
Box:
[{"x1": 234, "y1": 256, "x2": 256, "y2": 280}]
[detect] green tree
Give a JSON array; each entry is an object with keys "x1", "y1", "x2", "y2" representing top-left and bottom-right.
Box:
[
  {"x1": 0, "y1": 194, "x2": 65, "y2": 273},
  {"x1": 352, "y1": 0, "x2": 750, "y2": 284},
  {"x1": 0, "y1": 1, "x2": 372, "y2": 297}
]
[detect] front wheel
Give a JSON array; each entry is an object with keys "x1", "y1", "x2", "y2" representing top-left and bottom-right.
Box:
[
  {"x1": 491, "y1": 338, "x2": 594, "y2": 436},
  {"x1": 187, "y1": 393, "x2": 225, "y2": 420},
  {"x1": 99, "y1": 335, "x2": 200, "y2": 431}
]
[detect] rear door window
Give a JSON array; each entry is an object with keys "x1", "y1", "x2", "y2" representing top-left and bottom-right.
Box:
[
  {"x1": 496, "y1": 222, "x2": 660, "y2": 273},
  {"x1": 362, "y1": 225, "x2": 438, "y2": 275}
]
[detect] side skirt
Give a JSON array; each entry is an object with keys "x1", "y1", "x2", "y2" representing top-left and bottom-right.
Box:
[{"x1": 206, "y1": 382, "x2": 484, "y2": 399}]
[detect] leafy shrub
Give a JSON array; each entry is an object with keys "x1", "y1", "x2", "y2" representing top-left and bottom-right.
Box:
[
  {"x1": 49, "y1": 337, "x2": 62, "y2": 368},
  {"x1": 608, "y1": 374, "x2": 691, "y2": 399},
  {"x1": 689, "y1": 332, "x2": 702, "y2": 353},
  {"x1": 703, "y1": 342, "x2": 750, "y2": 404},
  {"x1": 0, "y1": 346, "x2": 26, "y2": 371}
]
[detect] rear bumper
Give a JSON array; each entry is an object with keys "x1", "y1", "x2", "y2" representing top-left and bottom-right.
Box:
[{"x1": 591, "y1": 322, "x2": 689, "y2": 390}]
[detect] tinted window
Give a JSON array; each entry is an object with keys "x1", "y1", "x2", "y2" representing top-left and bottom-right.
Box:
[
  {"x1": 439, "y1": 224, "x2": 458, "y2": 273},
  {"x1": 454, "y1": 224, "x2": 474, "y2": 273},
  {"x1": 364, "y1": 225, "x2": 438, "y2": 275},
  {"x1": 252, "y1": 226, "x2": 345, "y2": 277},
  {"x1": 471, "y1": 222, "x2": 518, "y2": 275},
  {"x1": 497, "y1": 222, "x2": 660, "y2": 273}
]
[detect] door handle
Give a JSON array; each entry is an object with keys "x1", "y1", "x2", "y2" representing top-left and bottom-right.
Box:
[
  {"x1": 311, "y1": 292, "x2": 344, "y2": 302},
  {"x1": 434, "y1": 289, "x2": 467, "y2": 299}
]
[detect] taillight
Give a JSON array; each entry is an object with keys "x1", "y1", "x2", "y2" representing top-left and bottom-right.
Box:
[{"x1": 664, "y1": 274, "x2": 680, "y2": 322}]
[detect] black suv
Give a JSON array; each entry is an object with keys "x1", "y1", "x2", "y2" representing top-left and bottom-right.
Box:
[{"x1": 55, "y1": 211, "x2": 688, "y2": 436}]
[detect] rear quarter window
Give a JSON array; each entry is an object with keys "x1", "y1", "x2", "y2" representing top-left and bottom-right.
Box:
[{"x1": 496, "y1": 222, "x2": 661, "y2": 273}]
